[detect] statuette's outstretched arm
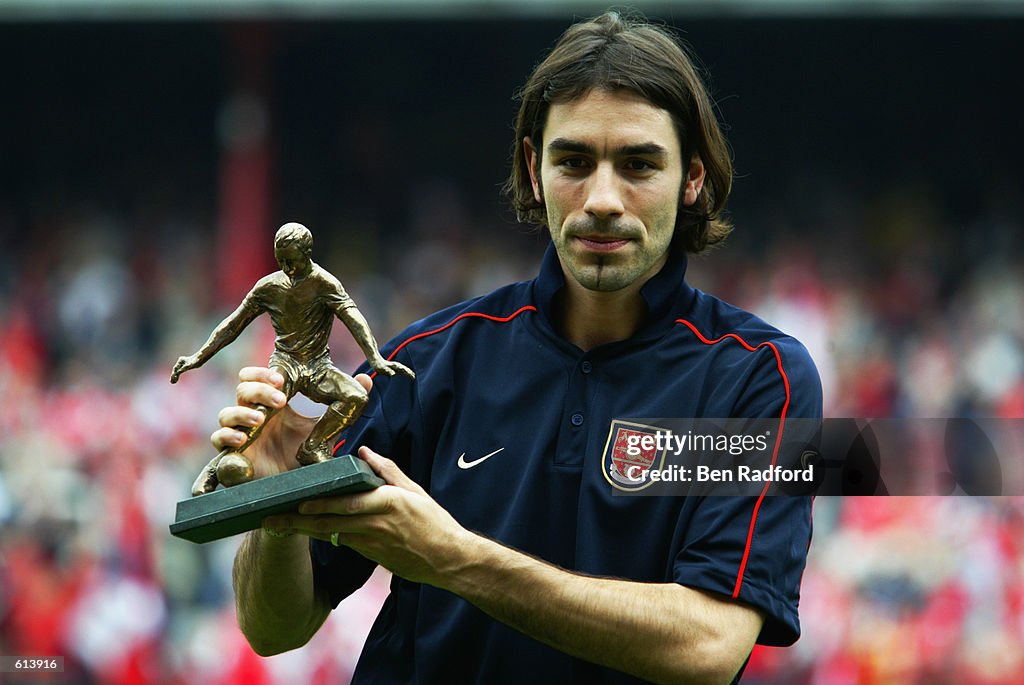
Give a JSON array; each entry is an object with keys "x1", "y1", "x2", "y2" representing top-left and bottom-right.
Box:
[
  {"x1": 171, "y1": 301, "x2": 262, "y2": 383},
  {"x1": 337, "y1": 306, "x2": 415, "y2": 379}
]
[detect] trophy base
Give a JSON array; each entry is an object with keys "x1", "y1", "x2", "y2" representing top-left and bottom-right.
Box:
[{"x1": 169, "y1": 454, "x2": 383, "y2": 543}]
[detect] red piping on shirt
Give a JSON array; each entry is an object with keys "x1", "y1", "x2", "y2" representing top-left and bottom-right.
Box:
[
  {"x1": 333, "y1": 305, "x2": 538, "y2": 455},
  {"x1": 673, "y1": 318, "x2": 792, "y2": 600},
  {"x1": 372, "y1": 305, "x2": 538, "y2": 377}
]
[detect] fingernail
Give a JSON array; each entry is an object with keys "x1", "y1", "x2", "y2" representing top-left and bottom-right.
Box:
[
  {"x1": 272, "y1": 391, "x2": 287, "y2": 406},
  {"x1": 270, "y1": 372, "x2": 285, "y2": 386}
]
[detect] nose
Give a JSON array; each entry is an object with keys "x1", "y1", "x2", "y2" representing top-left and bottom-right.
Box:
[{"x1": 582, "y1": 163, "x2": 625, "y2": 219}]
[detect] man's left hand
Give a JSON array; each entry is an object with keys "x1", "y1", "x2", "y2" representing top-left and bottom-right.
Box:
[{"x1": 262, "y1": 446, "x2": 466, "y2": 587}]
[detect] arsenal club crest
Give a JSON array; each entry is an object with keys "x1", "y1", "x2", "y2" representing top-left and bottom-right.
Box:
[{"x1": 602, "y1": 420, "x2": 666, "y2": 492}]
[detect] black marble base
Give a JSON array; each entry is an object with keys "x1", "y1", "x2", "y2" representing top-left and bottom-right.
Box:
[{"x1": 169, "y1": 454, "x2": 383, "y2": 543}]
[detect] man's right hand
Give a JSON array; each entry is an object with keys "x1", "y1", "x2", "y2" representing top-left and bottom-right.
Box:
[
  {"x1": 210, "y1": 367, "x2": 373, "y2": 480},
  {"x1": 211, "y1": 367, "x2": 314, "y2": 479}
]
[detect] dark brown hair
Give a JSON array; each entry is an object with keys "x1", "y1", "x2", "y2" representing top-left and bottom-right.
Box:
[{"x1": 503, "y1": 11, "x2": 733, "y2": 253}]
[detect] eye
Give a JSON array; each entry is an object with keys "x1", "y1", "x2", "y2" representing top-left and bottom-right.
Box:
[
  {"x1": 558, "y1": 156, "x2": 590, "y2": 170},
  {"x1": 624, "y1": 159, "x2": 656, "y2": 172}
]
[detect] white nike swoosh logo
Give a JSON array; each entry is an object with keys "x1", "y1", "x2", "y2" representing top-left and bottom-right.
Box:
[{"x1": 457, "y1": 447, "x2": 505, "y2": 470}]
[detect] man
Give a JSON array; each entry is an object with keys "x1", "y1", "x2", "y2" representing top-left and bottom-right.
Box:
[
  {"x1": 218, "y1": 12, "x2": 821, "y2": 684},
  {"x1": 171, "y1": 222, "x2": 413, "y2": 495}
]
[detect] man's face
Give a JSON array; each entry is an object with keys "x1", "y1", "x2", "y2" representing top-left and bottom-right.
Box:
[
  {"x1": 525, "y1": 89, "x2": 702, "y2": 293},
  {"x1": 275, "y1": 244, "x2": 312, "y2": 281}
]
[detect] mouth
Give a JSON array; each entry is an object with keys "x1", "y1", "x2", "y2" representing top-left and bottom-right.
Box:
[{"x1": 574, "y1": 235, "x2": 632, "y2": 253}]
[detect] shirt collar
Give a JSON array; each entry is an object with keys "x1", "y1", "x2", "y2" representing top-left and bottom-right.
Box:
[{"x1": 532, "y1": 242, "x2": 693, "y2": 342}]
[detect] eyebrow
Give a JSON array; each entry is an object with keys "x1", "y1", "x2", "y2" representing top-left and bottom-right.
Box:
[{"x1": 546, "y1": 137, "x2": 669, "y2": 157}]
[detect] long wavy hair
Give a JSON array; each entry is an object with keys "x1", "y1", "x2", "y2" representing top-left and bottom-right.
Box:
[{"x1": 503, "y1": 11, "x2": 733, "y2": 254}]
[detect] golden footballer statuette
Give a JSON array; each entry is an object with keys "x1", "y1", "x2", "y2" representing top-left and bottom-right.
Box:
[{"x1": 171, "y1": 223, "x2": 414, "y2": 496}]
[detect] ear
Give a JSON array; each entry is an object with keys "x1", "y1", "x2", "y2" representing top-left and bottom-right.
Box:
[
  {"x1": 682, "y1": 155, "x2": 706, "y2": 208},
  {"x1": 524, "y1": 136, "x2": 543, "y2": 204}
]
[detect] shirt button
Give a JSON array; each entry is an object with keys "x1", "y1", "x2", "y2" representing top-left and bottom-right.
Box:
[
  {"x1": 581, "y1": 361, "x2": 593, "y2": 374},
  {"x1": 571, "y1": 413, "x2": 584, "y2": 426}
]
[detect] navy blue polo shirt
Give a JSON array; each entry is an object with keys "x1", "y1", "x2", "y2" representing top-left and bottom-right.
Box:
[{"x1": 311, "y1": 244, "x2": 822, "y2": 684}]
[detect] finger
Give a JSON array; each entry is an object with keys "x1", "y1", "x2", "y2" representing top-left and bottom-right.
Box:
[
  {"x1": 358, "y1": 446, "x2": 427, "y2": 495},
  {"x1": 236, "y1": 381, "x2": 288, "y2": 409},
  {"x1": 297, "y1": 490, "x2": 387, "y2": 517},
  {"x1": 238, "y1": 366, "x2": 286, "y2": 388},
  {"x1": 312, "y1": 531, "x2": 377, "y2": 555},
  {"x1": 218, "y1": 405, "x2": 265, "y2": 430},
  {"x1": 212, "y1": 426, "x2": 249, "y2": 451},
  {"x1": 260, "y1": 519, "x2": 373, "y2": 548},
  {"x1": 354, "y1": 373, "x2": 373, "y2": 394},
  {"x1": 263, "y1": 512, "x2": 378, "y2": 537}
]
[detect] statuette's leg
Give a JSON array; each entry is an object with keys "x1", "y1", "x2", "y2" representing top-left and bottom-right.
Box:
[
  {"x1": 296, "y1": 397, "x2": 367, "y2": 465},
  {"x1": 191, "y1": 453, "x2": 225, "y2": 496},
  {"x1": 190, "y1": 403, "x2": 278, "y2": 496}
]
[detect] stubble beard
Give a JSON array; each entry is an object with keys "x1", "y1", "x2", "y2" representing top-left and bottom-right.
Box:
[
  {"x1": 565, "y1": 253, "x2": 641, "y2": 293},
  {"x1": 553, "y1": 221, "x2": 642, "y2": 293}
]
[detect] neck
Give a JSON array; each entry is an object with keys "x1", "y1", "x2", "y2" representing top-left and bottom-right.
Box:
[{"x1": 553, "y1": 267, "x2": 659, "y2": 351}]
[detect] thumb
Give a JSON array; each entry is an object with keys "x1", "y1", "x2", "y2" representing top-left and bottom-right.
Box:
[
  {"x1": 354, "y1": 373, "x2": 374, "y2": 394},
  {"x1": 358, "y1": 446, "x2": 426, "y2": 496}
]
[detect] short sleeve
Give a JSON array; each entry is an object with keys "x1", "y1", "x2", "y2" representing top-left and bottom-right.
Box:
[
  {"x1": 673, "y1": 495, "x2": 813, "y2": 646},
  {"x1": 324, "y1": 286, "x2": 356, "y2": 314},
  {"x1": 316, "y1": 269, "x2": 357, "y2": 314},
  {"x1": 676, "y1": 335, "x2": 822, "y2": 646}
]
